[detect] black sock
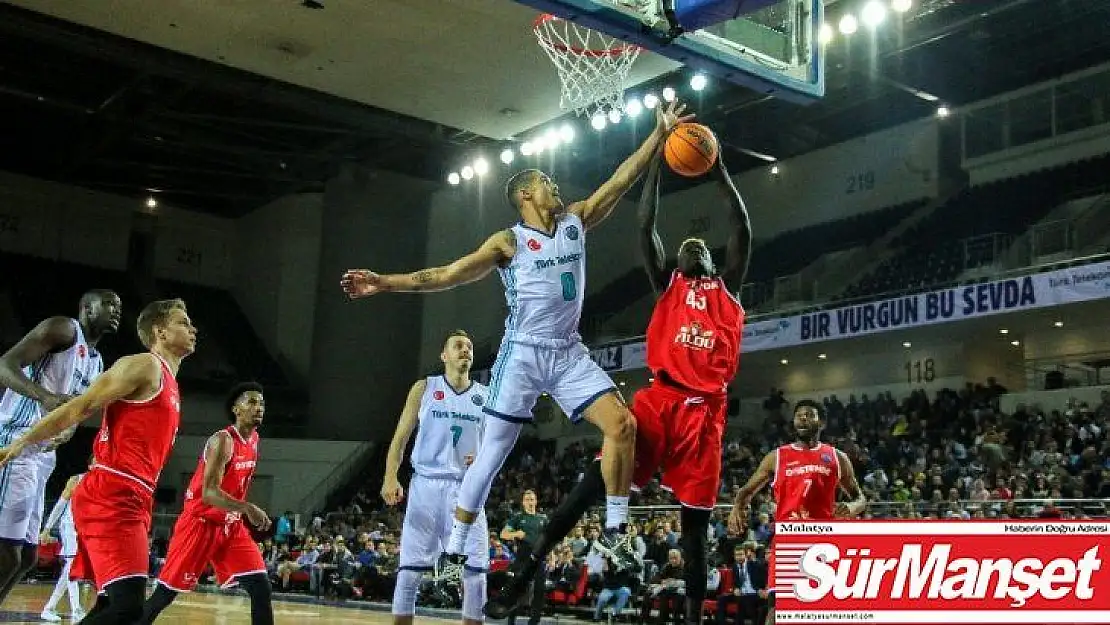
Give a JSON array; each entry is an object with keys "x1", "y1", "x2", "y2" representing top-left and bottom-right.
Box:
[
  {"x1": 679, "y1": 505, "x2": 711, "y2": 625},
  {"x1": 136, "y1": 584, "x2": 177, "y2": 624},
  {"x1": 237, "y1": 573, "x2": 275, "y2": 625},
  {"x1": 530, "y1": 459, "x2": 606, "y2": 561}
]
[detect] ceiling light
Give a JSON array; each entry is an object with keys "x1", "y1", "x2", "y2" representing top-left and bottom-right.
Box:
[
  {"x1": 780, "y1": 359, "x2": 789, "y2": 365},
  {"x1": 648, "y1": 377, "x2": 655, "y2": 383},
  {"x1": 936, "y1": 105, "x2": 951, "y2": 118},
  {"x1": 1011, "y1": 340, "x2": 1021, "y2": 347},
  {"x1": 559, "y1": 123, "x2": 575, "y2": 143},
  {"x1": 591, "y1": 113, "x2": 607, "y2": 131},
  {"x1": 461, "y1": 165, "x2": 474, "y2": 180},
  {"x1": 626, "y1": 98, "x2": 643, "y2": 117},
  {"x1": 818, "y1": 353, "x2": 827, "y2": 360},
  {"x1": 770, "y1": 165, "x2": 780, "y2": 175},
  {"x1": 521, "y1": 142, "x2": 534, "y2": 156},
  {"x1": 891, "y1": 0, "x2": 912, "y2": 13},
  {"x1": 447, "y1": 172, "x2": 460, "y2": 185},
  {"x1": 1053, "y1": 320, "x2": 1064, "y2": 328},
  {"x1": 608, "y1": 109, "x2": 622, "y2": 125},
  {"x1": 643, "y1": 93, "x2": 659, "y2": 109},
  {"x1": 819, "y1": 23, "x2": 833, "y2": 45},
  {"x1": 661, "y1": 87, "x2": 676, "y2": 102},
  {"x1": 473, "y1": 158, "x2": 489, "y2": 176},
  {"x1": 861, "y1": 1, "x2": 886, "y2": 28},
  {"x1": 902, "y1": 341, "x2": 911, "y2": 348},
  {"x1": 500, "y1": 149, "x2": 514, "y2": 165},
  {"x1": 838, "y1": 14, "x2": 858, "y2": 35},
  {"x1": 999, "y1": 329, "x2": 1008, "y2": 335},
  {"x1": 619, "y1": 381, "x2": 626, "y2": 386},
  {"x1": 145, "y1": 197, "x2": 158, "y2": 209},
  {"x1": 690, "y1": 74, "x2": 707, "y2": 91},
  {"x1": 544, "y1": 129, "x2": 560, "y2": 149}
]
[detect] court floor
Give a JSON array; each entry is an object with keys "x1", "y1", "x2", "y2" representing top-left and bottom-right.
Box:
[{"x1": 1, "y1": 584, "x2": 463, "y2": 624}]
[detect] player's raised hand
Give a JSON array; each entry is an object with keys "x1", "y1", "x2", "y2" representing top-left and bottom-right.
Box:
[
  {"x1": 381, "y1": 475, "x2": 404, "y2": 506},
  {"x1": 340, "y1": 269, "x2": 384, "y2": 299},
  {"x1": 244, "y1": 503, "x2": 272, "y2": 531},
  {"x1": 655, "y1": 99, "x2": 695, "y2": 135}
]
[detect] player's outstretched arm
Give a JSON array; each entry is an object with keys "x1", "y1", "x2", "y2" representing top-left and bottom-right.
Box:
[
  {"x1": 570, "y1": 100, "x2": 694, "y2": 231},
  {"x1": 637, "y1": 152, "x2": 668, "y2": 294},
  {"x1": 0, "y1": 354, "x2": 158, "y2": 463},
  {"x1": 714, "y1": 155, "x2": 753, "y2": 294},
  {"x1": 835, "y1": 450, "x2": 868, "y2": 518},
  {"x1": 728, "y1": 451, "x2": 775, "y2": 535},
  {"x1": 342, "y1": 230, "x2": 515, "y2": 298},
  {"x1": 0, "y1": 316, "x2": 78, "y2": 411},
  {"x1": 381, "y1": 378, "x2": 426, "y2": 506}
]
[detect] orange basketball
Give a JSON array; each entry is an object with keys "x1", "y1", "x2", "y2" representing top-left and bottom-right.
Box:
[{"x1": 664, "y1": 123, "x2": 719, "y2": 177}]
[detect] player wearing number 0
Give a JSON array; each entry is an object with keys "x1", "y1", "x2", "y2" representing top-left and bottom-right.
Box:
[
  {"x1": 486, "y1": 148, "x2": 752, "y2": 624},
  {"x1": 137, "y1": 382, "x2": 273, "y2": 625},
  {"x1": 343, "y1": 99, "x2": 694, "y2": 562},
  {"x1": 381, "y1": 330, "x2": 489, "y2": 625},
  {"x1": 727, "y1": 400, "x2": 868, "y2": 625}
]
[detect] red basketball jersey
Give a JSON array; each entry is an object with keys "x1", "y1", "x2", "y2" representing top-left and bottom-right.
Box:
[
  {"x1": 182, "y1": 426, "x2": 260, "y2": 524},
  {"x1": 772, "y1": 443, "x2": 841, "y2": 521},
  {"x1": 91, "y1": 353, "x2": 181, "y2": 490},
  {"x1": 645, "y1": 271, "x2": 744, "y2": 394}
]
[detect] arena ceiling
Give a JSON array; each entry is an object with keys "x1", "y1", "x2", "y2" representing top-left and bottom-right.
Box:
[{"x1": 0, "y1": 0, "x2": 1108, "y2": 216}]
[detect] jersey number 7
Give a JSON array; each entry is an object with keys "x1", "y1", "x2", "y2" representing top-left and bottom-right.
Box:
[{"x1": 450, "y1": 425, "x2": 463, "y2": 448}]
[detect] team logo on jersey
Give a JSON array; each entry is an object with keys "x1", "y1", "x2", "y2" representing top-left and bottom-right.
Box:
[
  {"x1": 472, "y1": 395, "x2": 484, "y2": 406},
  {"x1": 527, "y1": 238, "x2": 542, "y2": 251},
  {"x1": 565, "y1": 225, "x2": 579, "y2": 241},
  {"x1": 821, "y1": 452, "x2": 833, "y2": 464},
  {"x1": 433, "y1": 390, "x2": 445, "y2": 401},
  {"x1": 674, "y1": 322, "x2": 716, "y2": 350}
]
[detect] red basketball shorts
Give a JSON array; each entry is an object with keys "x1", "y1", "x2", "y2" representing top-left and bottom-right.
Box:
[
  {"x1": 630, "y1": 380, "x2": 727, "y2": 510},
  {"x1": 70, "y1": 469, "x2": 153, "y2": 590},
  {"x1": 158, "y1": 514, "x2": 266, "y2": 591}
]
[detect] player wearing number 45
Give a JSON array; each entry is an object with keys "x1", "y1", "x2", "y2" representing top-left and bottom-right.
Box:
[
  {"x1": 381, "y1": 330, "x2": 489, "y2": 625},
  {"x1": 342, "y1": 99, "x2": 695, "y2": 565}
]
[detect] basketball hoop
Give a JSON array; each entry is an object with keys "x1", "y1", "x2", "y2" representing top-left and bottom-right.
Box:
[{"x1": 533, "y1": 14, "x2": 642, "y2": 120}]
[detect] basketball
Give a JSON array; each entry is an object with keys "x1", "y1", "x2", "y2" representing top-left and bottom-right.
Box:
[{"x1": 664, "y1": 123, "x2": 719, "y2": 177}]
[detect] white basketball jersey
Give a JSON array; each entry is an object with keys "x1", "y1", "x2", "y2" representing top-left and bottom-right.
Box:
[
  {"x1": 498, "y1": 213, "x2": 586, "y2": 343},
  {"x1": 0, "y1": 319, "x2": 102, "y2": 440},
  {"x1": 410, "y1": 376, "x2": 487, "y2": 481}
]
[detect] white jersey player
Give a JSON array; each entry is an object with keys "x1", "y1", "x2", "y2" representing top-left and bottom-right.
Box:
[
  {"x1": 40, "y1": 471, "x2": 86, "y2": 622},
  {"x1": 382, "y1": 330, "x2": 489, "y2": 625},
  {"x1": 342, "y1": 99, "x2": 693, "y2": 559},
  {"x1": 0, "y1": 289, "x2": 120, "y2": 605}
]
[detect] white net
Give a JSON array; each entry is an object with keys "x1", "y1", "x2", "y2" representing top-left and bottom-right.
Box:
[{"x1": 534, "y1": 14, "x2": 642, "y2": 120}]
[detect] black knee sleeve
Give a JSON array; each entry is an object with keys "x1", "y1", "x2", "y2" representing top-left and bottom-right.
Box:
[
  {"x1": 679, "y1": 506, "x2": 711, "y2": 616},
  {"x1": 532, "y1": 459, "x2": 605, "y2": 559},
  {"x1": 81, "y1": 576, "x2": 146, "y2": 625},
  {"x1": 237, "y1": 572, "x2": 275, "y2": 625},
  {"x1": 136, "y1": 583, "x2": 177, "y2": 624},
  {"x1": 16, "y1": 544, "x2": 36, "y2": 576}
]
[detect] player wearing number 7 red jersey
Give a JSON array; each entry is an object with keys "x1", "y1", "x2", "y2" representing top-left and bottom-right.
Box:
[
  {"x1": 728, "y1": 400, "x2": 867, "y2": 625},
  {"x1": 137, "y1": 382, "x2": 273, "y2": 625}
]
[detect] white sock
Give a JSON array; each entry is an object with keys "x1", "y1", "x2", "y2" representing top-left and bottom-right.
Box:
[
  {"x1": 44, "y1": 558, "x2": 72, "y2": 611},
  {"x1": 446, "y1": 519, "x2": 472, "y2": 554},
  {"x1": 605, "y1": 495, "x2": 630, "y2": 530}
]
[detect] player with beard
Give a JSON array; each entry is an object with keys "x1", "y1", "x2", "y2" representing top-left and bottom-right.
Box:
[
  {"x1": 727, "y1": 400, "x2": 868, "y2": 625},
  {"x1": 486, "y1": 150, "x2": 751, "y2": 625}
]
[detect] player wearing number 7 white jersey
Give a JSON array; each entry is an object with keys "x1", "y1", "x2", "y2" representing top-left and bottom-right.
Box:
[{"x1": 381, "y1": 330, "x2": 489, "y2": 625}]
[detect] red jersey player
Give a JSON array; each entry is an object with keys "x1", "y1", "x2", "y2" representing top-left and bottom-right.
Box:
[
  {"x1": 485, "y1": 148, "x2": 752, "y2": 625},
  {"x1": 137, "y1": 382, "x2": 272, "y2": 624},
  {"x1": 0, "y1": 298, "x2": 195, "y2": 625},
  {"x1": 728, "y1": 400, "x2": 867, "y2": 625}
]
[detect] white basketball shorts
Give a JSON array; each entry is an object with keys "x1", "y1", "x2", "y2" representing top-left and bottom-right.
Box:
[
  {"x1": 398, "y1": 474, "x2": 489, "y2": 573},
  {"x1": 0, "y1": 449, "x2": 56, "y2": 545}
]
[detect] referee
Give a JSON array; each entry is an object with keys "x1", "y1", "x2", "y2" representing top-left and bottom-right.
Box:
[{"x1": 500, "y1": 490, "x2": 548, "y2": 625}]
